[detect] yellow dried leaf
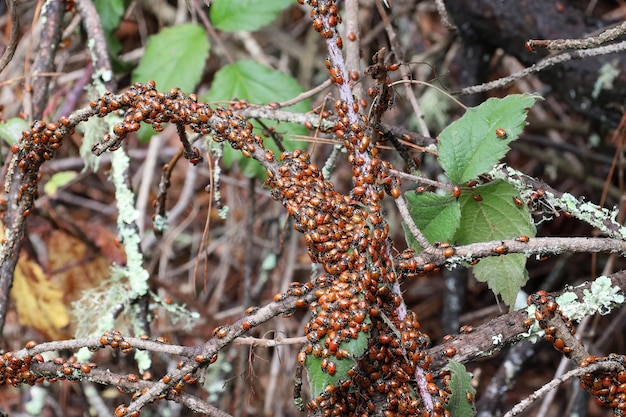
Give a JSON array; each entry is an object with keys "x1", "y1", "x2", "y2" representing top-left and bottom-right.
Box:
[{"x1": 11, "y1": 255, "x2": 70, "y2": 339}]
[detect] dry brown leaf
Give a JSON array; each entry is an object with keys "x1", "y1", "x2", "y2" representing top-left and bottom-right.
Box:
[
  {"x1": 80, "y1": 221, "x2": 126, "y2": 265},
  {"x1": 48, "y1": 229, "x2": 112, "y2": 306},
  {"x1": 11, "y1": 255, "x2": 70, "y2": 339}
]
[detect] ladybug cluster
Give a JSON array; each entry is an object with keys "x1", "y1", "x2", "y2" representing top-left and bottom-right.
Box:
[
  {"x1": 263, "y1": 2, "x2": 452, "y2": 411},
  {"x1": 0, "y1": 341, "x2": 96, "y2": 387},
  {"x1": 89, "y1": 83, "x2": 211, "y2": 160},
  {"x1": 11, "y1": 116, "x2": 75, "y2": 219},
  {"x1": 268, "y1": 0, "x2": 452, "y2": 413},
  {"x1": 527, "y1": 291, "x2": 577, "y2": 356},
  {"x1": 7, "y1": 0, "x2": 455, "y2": 412},
  {"x1": 100, "y1": 330, "x2": 135, "y2": 354},
  {"x1": 307, "y1": 0, "x2": 343, "y2": 48},
  {"x1": 12, "y1": 81, "x2": 276, "y2": 219},
  {"x1": 267, "y1": 148, "x2": 448, "y2": 415},
  {"x1": 579, "y1": 354, "x2": 626, "y2": 415},
  {"x1": 395, "y1": 241, "x2": 457, "y2": 279},
  {"x1": 0, "y1": 347, "x2": 46, "y2": 387}
]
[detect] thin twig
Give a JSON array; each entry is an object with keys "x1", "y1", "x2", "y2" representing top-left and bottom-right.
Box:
[
  {"x1": 344, "y1": 0, "x2": 362, "y2": 99},
  {"x1": 503, "y1": 361, "x2": 625, "y2": 417},
  {"x1": 434, "y1": 0, "x2": 457, "y2": 31},
  {"x1": 234, "y1": 335, "x2": 308, "y2": 347},
  {"x1": 394, "y1": 195, "x2": 436, "y2": 253},
  {"x1": 458, "y1": 41, "x2": 626, "y2": 95},
  {"x1": 75, "y1": 0, "x2": 116, "y2": 91},
  {"x1": 528, "y1": 21, "x2": 626, "y2": 50},
  {"x1": 279, "y1": 79, "x2": 333, "y2": 108},
  {"x1": 0, "y1": 0, "x2": 19, "y2": 74},
  {"x1": 375, "y1": 1, "x2": 430, "y2": 136},
  {"x1": 31, "y1": 0, "x2": 65, "y2": 118}
]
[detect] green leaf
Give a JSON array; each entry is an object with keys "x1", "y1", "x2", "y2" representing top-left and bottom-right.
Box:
[
  {"x1": 0, "y1": 118, "x2": 29, "y2": 145},
  {"x1": 403, "y1": 192, "x2": 461, "y2": 250},
  {"x1": 210, "y1": 0, "x2": 293, "y2": 32},
  {"x1": 305, "y1": 355, "x2": 355, "y2": 399},
  {"x1": 472, "y1": 255, "x2": 529, "y2": 309},
  {"x1": 444, "y1": 361, "x2": 476, "y2": 417},
  {"x1": 305, "y1": 319, "x2": 370, "y2": 399},
  {"x1": 454, "y1": 180, "x2": 536, "y2": 307},
  {"x1": 94, "y1": 0, "x2": 125, "y2": 32},
  {"x1": 455, "y1": 181, "x2": 535, "y2": 243},
  {"x1": 44, "y1": 171, "x2": 78, "y2": 197},
  {"x1": 132, "y1": 24, "x2": 210, "y2": 93},
  {"x1": 203, "y1": 60, "x2": 309, "y2": 179},
  {"x1": 438, "y1": 94, "x2": 541, "y2": 183}
]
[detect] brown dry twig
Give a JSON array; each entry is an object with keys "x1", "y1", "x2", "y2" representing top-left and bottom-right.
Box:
[
  {"x1": 0, "y1": 0, "x2": 19, "y2": 74},
  {"x1": 527, "y1": 20, "x2": 626, "y2": 51},
  {"x1": 504, "y1": 360, "x2": 626, "y2": 417},
  {"x1": 458, "y1": 40, "x2": 626, "y2": 95}
]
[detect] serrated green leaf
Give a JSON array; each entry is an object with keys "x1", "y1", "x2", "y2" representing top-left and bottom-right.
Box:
[
  {"x1": 132, "y1": 24, "x2": 210, "y2": 93},
  {"x1": 210, "y1": 0, "x2": 293, "y2": 32},
  {"x1": 403, "y1": 192, "x2": 460, "y2": 250},
  {"x1": 455, "y1": 181, "x2": 535, "y2": 243},
  {"x1": 0, "y1": 118, "x2": 29, "y2": 146},
  {"x1": 203, "y1": 60, "x2": 309, "y2": 179},
  {"x1": 455, "y1": 180, "x2": 535, "y2": 307},
  {"x1": 94, "y1": 0, "x2": 125, "y2": 32},
  {"x1": 305, "y1": 319, "x2": 370, "y2": 398},
  {"x1": 438, "y1": 94, "x2": 541, "y2": 183},
  {"x1": 472, "y1": 255, "x2": 529, "y2": 309},
  {"x1": 444, "y1": 361, "x2": 476, "y2": 417}
]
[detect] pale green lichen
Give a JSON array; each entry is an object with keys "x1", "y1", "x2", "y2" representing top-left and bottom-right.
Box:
[
  {"x1": 95, "y1": 68, "x2": 113, "y2": 84},
  {"x1": 218, "y1": 206, "x2": 229, "y2": 220},
  {"x1": 153, "y1": 213, "x2": 168, "y2": 234},
  {"x1": 489, "y1": 165, "x2": 626, "y2": 240},
  {"x1": 150, "y1": 291, "x2": 200, "y2": 331},
  {"x1": 522, "y1": 277, "x2": 624, "y2": 343},
  {"x1": 39, "y1": 0, "x2": 51, "y2": 24},
  {"x1": 111, "y1": 150, "x2": 150, "y2": 298},
  {"x1": 557, "y1": 276, "x2": 625, "y2": 321},
  {"x1": 205, "y1": 352, "x2": 232, "y2": 402},
  {"x1": 24, "y1": 385, "x2": 47, "y2": 415},
  {"x1": 592, "y1": 61, "x2": 620, "y2": 99},
  {"x1": 72, "y1": 269, "x2": 129, "y2": 338},
  {"x1": 71, "y1": 149, "x2": 150, "y2": 368},
  {"x1": 75, "y1": 347, "x2": 93, "y2": 364},
  {"x1": 520, "y1": 304, "x2": 544, "y2": 343},
  {"x1": 134, "y1": 350, "x2": 151, "y2": 374},
  {"x1": 557, "y1": 193, "x2": 626, "y2": 240},
  {"x1": 79, "y1": 113, "x2": 120, "y2": 172}
]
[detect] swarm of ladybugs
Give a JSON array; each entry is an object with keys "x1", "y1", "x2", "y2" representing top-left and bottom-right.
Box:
[
  {"x1": 528, "y1": 292, "x2": 626, "y2": 416},
  {"x1": 265, "y1": 2, "x2": 454, "y2": 414},
  {"x1": 12, "y1": 81, "x2": 277, "y2": 217},
  {"x1": 8, "y1": 0, "x2": 454, "y2": 413},
  {"x1": 265, "y1": 141, "x2": 450, "y2": 415},
  {"x1": 0, "y1": 341, "x2": 97, "y2": 387},
  {"x1": 0, "y1": 348, "x2": 44, "y2": 386},
  {"x1": 579, "y1": 354, "x2": 626, "y2": 415},
  {"x1": 527, "y1": 291, "x2": 577, "y2": 356},
  {"x1": 8, "y1": 74, "x2": 453, "y2": 415}
]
